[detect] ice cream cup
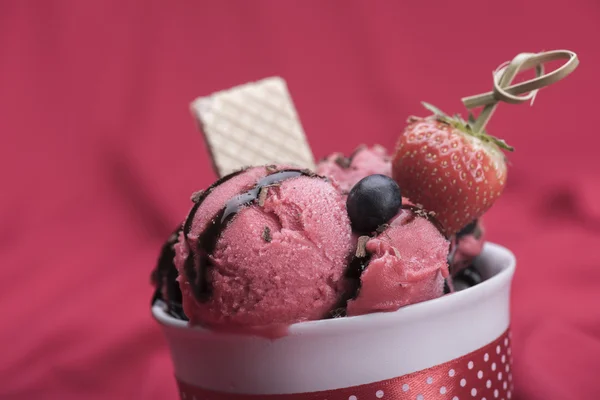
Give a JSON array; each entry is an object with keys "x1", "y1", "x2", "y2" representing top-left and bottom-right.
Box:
[{"x1": 153, "y1": 242, "x2": 516, "y2": 400}]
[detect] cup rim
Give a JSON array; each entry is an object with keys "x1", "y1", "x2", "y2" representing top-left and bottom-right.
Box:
[{"x1": 152, "y1": 242, "x2": 515, "y2": 337}]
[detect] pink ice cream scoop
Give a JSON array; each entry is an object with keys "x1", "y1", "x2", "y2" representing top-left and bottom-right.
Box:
[
  {"x1": 174, "y1": 165, "x2": 354, "y2": 331},
  {"x1": 449, "y1": 219, "x2": 485, "y2": 275},
  {"x1": 346, "y1": 206, "x2": 450, "y2": 317},
  {"x1": 317, "y1": 144, "x2": 392, "y2": 194}
]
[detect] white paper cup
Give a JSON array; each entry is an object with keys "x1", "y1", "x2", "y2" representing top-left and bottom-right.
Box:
[{"x1": 153, "y1": 242, "x2": 516, "y2": 400}]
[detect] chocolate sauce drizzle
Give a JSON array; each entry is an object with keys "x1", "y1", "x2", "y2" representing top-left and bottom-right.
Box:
[
  {"x1": 184, "y1": 168, "x2": 315, "y2": 302},
  {"x1": 181, "y1": 168, "x2": 248, "y2": 299},
  {"x1": 346, "y1": 254, "x2": 371, "y2": 281},
  {"x1": 150, "y1": 225, "x2": 188, "y2": 320},
  {"x1": 183, "y1": 167, "x2": 249, "y2": 235}
]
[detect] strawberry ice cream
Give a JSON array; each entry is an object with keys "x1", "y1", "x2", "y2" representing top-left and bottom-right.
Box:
[
  {"x1": 346, "y1": 206, "x2": 450, "y2": 316},
  {"x1": 173, "y1": 165, "x2": 354, "y2": 331},
  {"x1": 151, "y1": 169, "x2": 456, "y2": 330},
  {"x1": 317, "y1": 144, "x2": 391, "y2": 194}
]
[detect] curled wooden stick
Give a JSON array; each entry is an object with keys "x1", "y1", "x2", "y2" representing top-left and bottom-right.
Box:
[{"x1": 462, "y1": 50, "x2": 579, "y2": 133}]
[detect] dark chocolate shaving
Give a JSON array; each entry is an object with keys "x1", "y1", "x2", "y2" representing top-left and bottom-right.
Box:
[
  {"x1": 331, "y1": 145, "x2": 369, "y2": 170},
  {"x1": 190, "y1": 190, "x2": 205, "y2": 203},
  {"x1": 334, "y1": 155, "x2": 352, "y2": 169},
  {"x1": 348, "y1": 144, "x2": 367, "y2": 162},
  {"x1": 300, "y1": 168, "x2": 320, "y2": 178},
  {"x1": 262, "y1": 226, "x2": 272, "y2": 242}
]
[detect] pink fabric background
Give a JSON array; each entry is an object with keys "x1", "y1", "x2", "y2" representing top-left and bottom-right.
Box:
[{"x1": 1, "y1": 1, "x2": 599, "y2": 399}]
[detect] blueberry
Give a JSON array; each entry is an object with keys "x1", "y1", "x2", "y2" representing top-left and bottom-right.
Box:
[{"x1": 346, "y1": 174, "x2": 402, "y2": 233}]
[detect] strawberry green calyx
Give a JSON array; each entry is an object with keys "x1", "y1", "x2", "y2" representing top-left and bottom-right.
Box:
[{"x1": 421, "y1": 102, "x2": 514, "y2": 152}]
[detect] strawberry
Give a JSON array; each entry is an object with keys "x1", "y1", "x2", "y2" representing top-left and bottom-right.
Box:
[{"x1": 392, "y1": 102, "x2": 513, "y2": 237}]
